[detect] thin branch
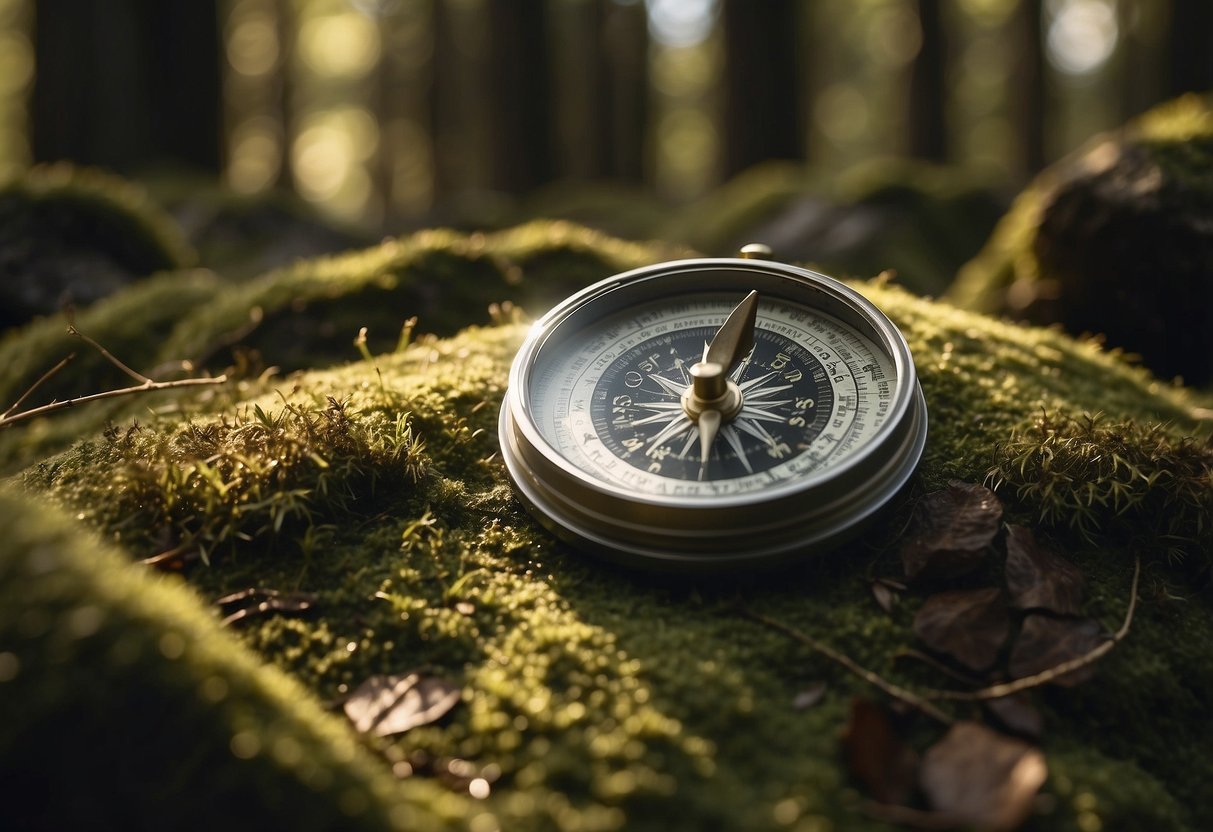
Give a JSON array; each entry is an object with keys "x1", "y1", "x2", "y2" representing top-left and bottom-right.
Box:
[
  {"x1": 1, "y1": 353, "x2": 76, "y2": 418},
  {"x1": 922, "y1": 554, "x2": 1141, "y2": 702},
  {"x1": 738, "y1": 606, "x2": 954, "y2": 725},
  {"x1": 894, "y1": 647, "x2": 985, "y2": 687},
  {"x1": 0, "y1": 375, "x2": 227, "y2": 430},
  {"x1": 68, "y1": 324, "x2": 152, "y2": 384},
  {"x1": 140, "y1": 543, "x2": 199, "y2": 570}
]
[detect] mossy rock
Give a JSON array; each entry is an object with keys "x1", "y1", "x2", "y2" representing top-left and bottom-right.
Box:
[
  {"x1": 0, "y1": 164, "x2": 196, "y2": 330},
  {"x1": 146, "y1": 176, "x2": 376, "y2": 280},
  {"x1": 4, "y1": 221, "x2": 1213, "y2": 831},
  {"x1": 154, "y1": 220, "x2": 689, "y2": 378},
  {"x1": 947, "y1": 93, "x2": 1213, "y2": 386},
  {"x1": 519, "y1": 181, "x2": 672, "y2": 243},
  {"x1": 0, "y1": 222, "x2": 689, "y2": 474},
  {"x1": 661, "y1": 159, "x2": 1006, "y2": 297}
]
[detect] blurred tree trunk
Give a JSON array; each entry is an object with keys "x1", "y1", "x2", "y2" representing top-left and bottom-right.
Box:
[
  {"x1": 597, "y1": 0, "x2": 649, "y2": 181},
  {"x1": 721, "y1": 0, "x2": 802, "y2": 178},
  {"x1": 484, "y1": 0, "x2": 553, "y2": 193},
  {"x1": 550, "y1": 0, "x2": 648, "y2": 182},
  {"x1": 907, "y1": 0, "x2": 948, "y2": 162},
  {"x1": 1009, "y1": 0, "x2": 1046, "y2": 177},
  {"x1": 428, "y1": 0, "x2": 459, "y2": 195},
  {"x1": 1166, "y1": 0, "x2": 1213, "y2": 96},
  {"x1": 32, "y1": 0, "x2": 222, "y2": 173},
  {"x1": 1115, "y1": 0, "x2": 1167, "y2": 121}
]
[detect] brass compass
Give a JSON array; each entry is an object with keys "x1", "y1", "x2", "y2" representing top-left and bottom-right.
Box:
[{"x1": 499, "y1": 246, "x2": 928, "y2": 571}]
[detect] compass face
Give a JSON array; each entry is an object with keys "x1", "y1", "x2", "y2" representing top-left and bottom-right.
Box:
[
  {"x1": 591, "y1": 322, "x2": 836, "y2": 483},
  {"x1": 500, "y1": 258, "x2": 927, "y2": 570}
]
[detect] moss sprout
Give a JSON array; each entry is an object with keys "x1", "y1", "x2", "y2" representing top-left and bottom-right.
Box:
[
  {"x1": 988, "y1": 412, "x2": 1212, "y2": 565},
  {"x1": 24, "y1": 395, "x2": 429, "y2": 564}
]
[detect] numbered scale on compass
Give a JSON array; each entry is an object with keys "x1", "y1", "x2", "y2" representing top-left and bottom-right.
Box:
[{"x1": 499, "y1": 249, "x2": 928, "y2": 571}]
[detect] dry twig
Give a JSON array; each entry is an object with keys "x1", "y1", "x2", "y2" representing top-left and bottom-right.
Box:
[
  {"x1": 0, "y1": 324, "x2": 227, "y2": 430},
  {"x1": 738, "y1": 606, "x2": 955, "y2": 725}
]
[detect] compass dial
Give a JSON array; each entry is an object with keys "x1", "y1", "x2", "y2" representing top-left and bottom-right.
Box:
[
  {"x1": 500, "y1": 256, "x2": 927, "y2": 571},
  {"x1": 591, "y1": 323, "x2": 835, "y2": 483}
]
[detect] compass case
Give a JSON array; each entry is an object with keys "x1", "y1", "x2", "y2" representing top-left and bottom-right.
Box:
[{"x1": 499, "y1": 257, "x2": 928, "y2": 572}]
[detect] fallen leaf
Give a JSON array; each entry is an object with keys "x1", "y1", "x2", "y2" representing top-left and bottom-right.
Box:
[
  {"x1": 871, "y1": 580, "x2": 899, "y2": 613},
  {"x1": 1007, "y1": 614, "x2": 1106, "y2": 687},
  {"x1": 792, "y1": 682, "x2": 828, "y2": 710},
  {"x1": 919, "y1": 720, "x2": 1047, "y2": 831},
  {"x1": 901, "y1": 482, "x2": 1003, "y2": 582},
  {"x1": 343, "y1": 671, "x2": 461, "y2": 737},
  {"x1": 1004, "y1": 525, "x2": 1084, "y2": 615},
  {"x1": 842, "y1": 698, "x2": 919, "y2": 805},
  {"x1": 913, "y1": 587, "x2": 1009, "y2": 672},
  {"x1": 984, "y1": 694, "x2": 1044, "y2": 739}
]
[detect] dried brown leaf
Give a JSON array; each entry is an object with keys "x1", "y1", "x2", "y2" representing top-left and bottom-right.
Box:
[
  {"x1": 984, "y1": 694, "x2": 1044, "y2": 739},
  {"x1": 901, "y1": 482, "x2": 1003, "y2": 582},
  {"x1": 1008, "y1": 614, "x2": 1106, "y2": 687},
  {"x1": 343, "y1": 671, "x2": 461, "y2": 737},
  {"x1": 842, "y1": 698, "x2": 919, "y2": 805},
  {"x1": 1004, "y1": 525, "x2": 1084, "y2": 615},
  {"x1": 919, "y1": 721, "x2": 1047, "y2": 831},
  {"x1": 913, "y1": 587, "x2": 1009, "y2": 672}
]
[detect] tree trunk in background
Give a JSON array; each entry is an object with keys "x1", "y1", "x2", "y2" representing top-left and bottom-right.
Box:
[
  {"x1": 908, "y1": 0, "x2": 948, "y2": 162},
  {"x1": 1115, "y1": 0, "x2": 1167, "y2": 122},
  {"x1": 599, "y1": 0, "x2": 649, "y2": 182},
  {"x1": 1166, "y1": 0, "x2": 1213, "y2": 97},
  {"x1": 32, "y1": 0, "x2": 221, "y2": 173},
  {"x1": 721, "y1": 0, "x2": 802, "y2": 179},
  {"x1": 1009, "y1": 0, "x2": 1046, "y2": 178},
  {"x1": 484, "y1": 0, "x2": 553, "y2": 193},
  {"x1": 428, "y1": 0, "x2": 459, "y2": 196}
]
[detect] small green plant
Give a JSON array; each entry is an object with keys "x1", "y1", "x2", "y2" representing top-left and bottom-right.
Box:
[
  {"x1": 27, "y1": 396, "x2": 430, "y2": 565},
  {"x1": 988, "y1": 412, "x2": 1212, "y2": 566}
]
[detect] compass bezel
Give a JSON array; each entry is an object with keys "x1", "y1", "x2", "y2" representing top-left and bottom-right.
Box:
[{"x1": 498, "y1": 257, "x2": 928, "y2": 570}]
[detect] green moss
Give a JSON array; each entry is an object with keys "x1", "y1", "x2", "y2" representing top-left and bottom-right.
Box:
[
  {"x1": 156, "y1": 220, "x2": 685, "y2": 376},
  {"x1": 6, "y1": 221, "x2": 1213, "y2": 830},
  {"x1": 0, "y1": 268, "x2": 222, "y2": 409},
  {"x1": 0, "y1": 487, "x2": 462, "y2": 831},
  {"x1": 989, "y1": 413, "x2": 1212, "y2": 563},
  {"x1": 0, "y1": 164, "x2": 197, "y2": 328}
]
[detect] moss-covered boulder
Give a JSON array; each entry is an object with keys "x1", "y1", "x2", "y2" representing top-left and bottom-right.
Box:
[
  {"x1": 661, "y1": 159, "x2": 1006, "y2": 297},
  {"x1": 0, "y1": 164, "x2": 196, "y2": 329},
  {"x1": 146, "y1": 177, "x2": 376, "y2": 280},
  {"x1": 3, "y1": 222, "x2": 1212, "y2": 831},
  {"x1": 948, "y1": 94, "x2": 1213, "y2": 386}
]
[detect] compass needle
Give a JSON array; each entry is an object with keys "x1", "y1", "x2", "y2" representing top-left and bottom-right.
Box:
[
  {"x1": 697, "y1": 409, "x2": 721, "y2": 481},
  {"x1": 706, "y1": 290, "x2": 759, "y2": 371},
  {"x1": 500, "y1": 247, "x2": 927, "y2": 569}
]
